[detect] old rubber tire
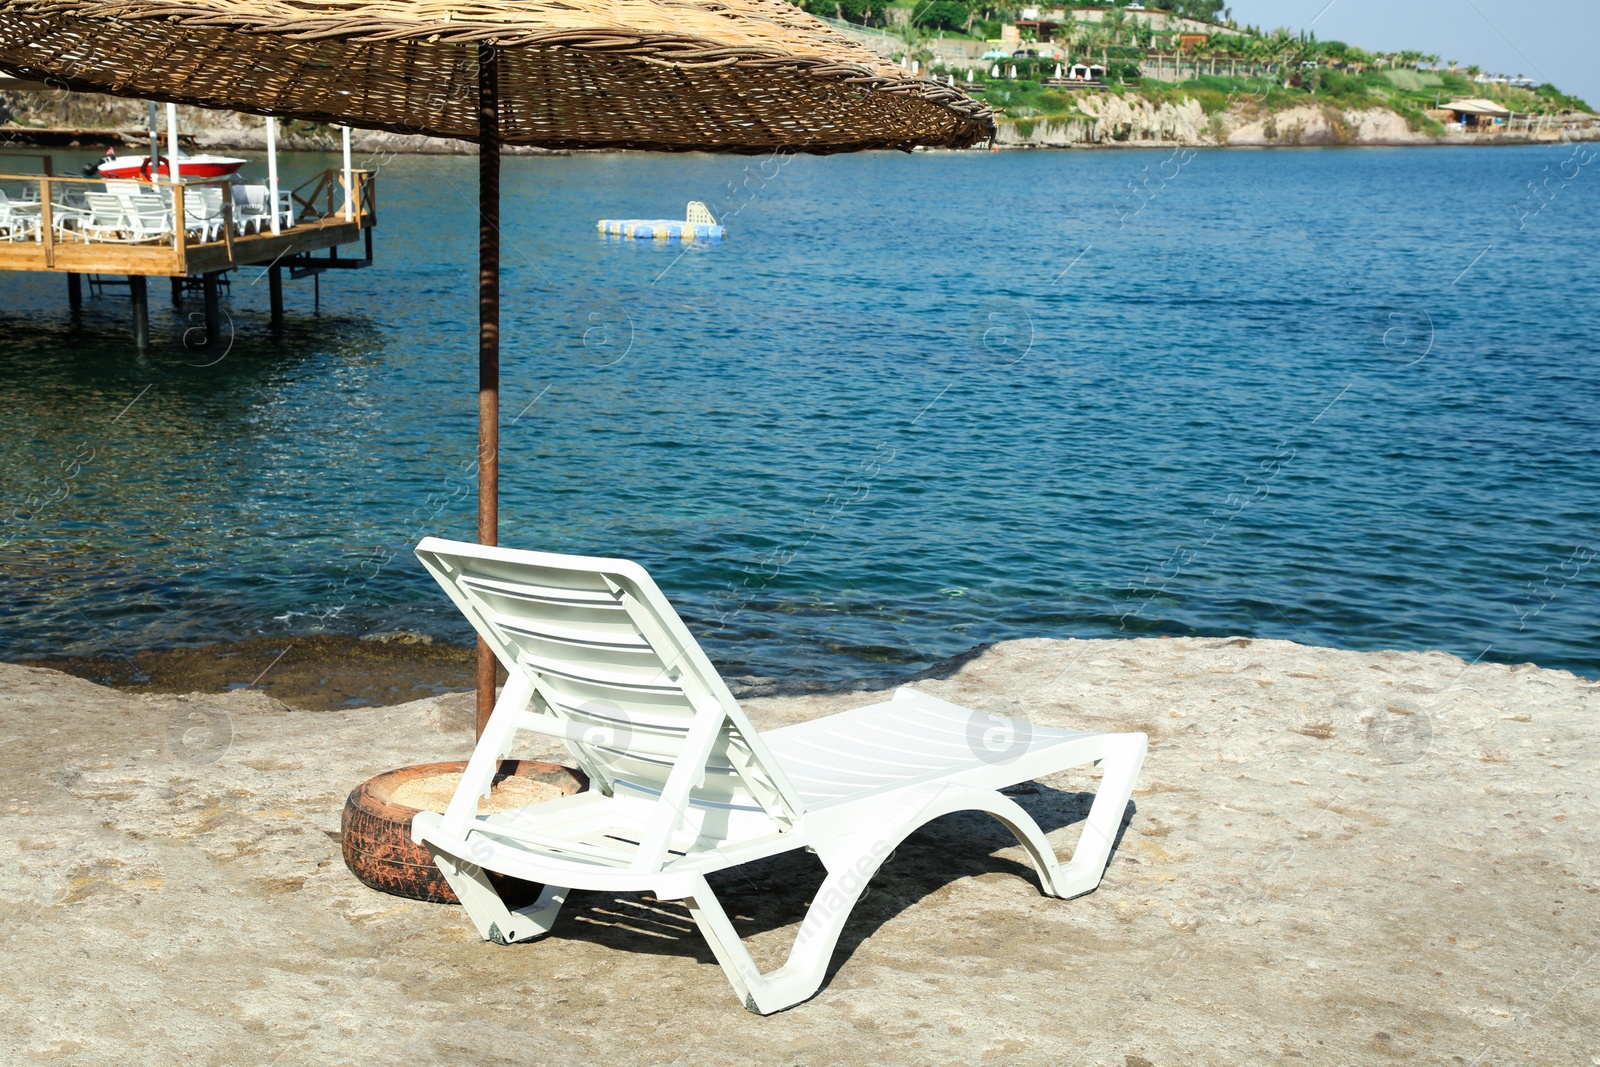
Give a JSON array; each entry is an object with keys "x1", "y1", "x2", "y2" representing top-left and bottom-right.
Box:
[{"x1": 341, "y1": 759, "x2": 586, "y2": 904}]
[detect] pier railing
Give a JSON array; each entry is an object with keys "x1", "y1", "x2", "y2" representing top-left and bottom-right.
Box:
[{"x1": 0, "y1": 166, "x2": 374, "y2": 277}]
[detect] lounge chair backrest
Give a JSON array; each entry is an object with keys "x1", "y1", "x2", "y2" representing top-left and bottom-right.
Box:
[
  {"x1": 0, "y1": 190, "x2": 29, "y2": 238},
  {"x1": 182, "y1": 185, "x2": 224, "y2": 218},
  {"x1": 415, "y1": 538, "x2": 806, "y2": 831},
  {"x1": 127, "y1": 193, "x2": 171, "y2": 228},
  {"x1": 84, "y1": 191, "x2": 127, "y2": 225},
  {"x1": 233, "y1": 184, "x2": 268, "y2": 212}
]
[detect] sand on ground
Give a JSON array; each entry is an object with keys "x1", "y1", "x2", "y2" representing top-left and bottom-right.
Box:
[{"x1": 1, "y1": 636, "x2": 1594, "y2": 1066}]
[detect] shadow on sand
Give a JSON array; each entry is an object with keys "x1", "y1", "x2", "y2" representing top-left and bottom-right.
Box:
[{"x1": 475, "y1": 786, "x2": 1137, "y2": 1004}]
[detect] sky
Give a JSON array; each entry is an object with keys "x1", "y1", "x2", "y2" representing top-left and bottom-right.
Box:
[{"x1": 1222, "y1": 0, "x2": 1599, "y2": 109}]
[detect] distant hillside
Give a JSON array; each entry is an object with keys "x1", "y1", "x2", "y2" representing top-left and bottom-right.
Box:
[{"x1": 815, "y1": 3, "x2": 1595, "y2": 148}]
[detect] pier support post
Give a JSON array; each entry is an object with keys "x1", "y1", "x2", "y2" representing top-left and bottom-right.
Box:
[
  {"x1": 202, "y1": 271, "x2": 221, "y2": 345},
  {"x1": 129, "y1": 275, "x2": 149, "y2": 350},
  {"x1": 66, "y1": 272, "x2": 81, "y2": 312},
  {"x1": 268, "y1": 266, "x2": 284, "y2": 329},
  {"x1": 171, "y1": 276, "x2": 184, "y2": 308},
  {"x1": 476, "y1": 41, "x2": 501, "y2": 738}
]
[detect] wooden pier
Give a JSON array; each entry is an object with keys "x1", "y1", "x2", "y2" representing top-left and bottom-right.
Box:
[{"x1": 0, "y1": 160, "x2": 375, "y2": 346}]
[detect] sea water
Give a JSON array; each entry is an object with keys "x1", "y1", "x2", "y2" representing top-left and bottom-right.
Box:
[{"x1": 1, "y1": 143, "x2": 1596, "y2": 681}]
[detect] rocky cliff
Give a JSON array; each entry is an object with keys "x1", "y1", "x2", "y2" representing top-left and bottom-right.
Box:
[
  {"x1": 994, "y1": 93, "x2": 1441, "y2": 148},
  {"x1": 992, "y1": 93, "x2": 1597, "y2": 149}
]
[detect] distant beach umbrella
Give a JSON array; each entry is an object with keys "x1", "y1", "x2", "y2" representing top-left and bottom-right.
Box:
[
  {"x1": 1009, "y1": 64, "x2": 1017, "y2": 79},
  {"x1": 0, "y1": 0, "x2": 993, "y2": 729},
  {"x1": 991, "y1": 64, "x2": 1001, "y2": 77},
  {"x1": 1055, "y1": 64, "x2": 1063, "y2": 78}
]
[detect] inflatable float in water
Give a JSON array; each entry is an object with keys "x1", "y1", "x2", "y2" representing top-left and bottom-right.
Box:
[{"x1": 598, "y1": 200, "x2": 725, "y2": 241}]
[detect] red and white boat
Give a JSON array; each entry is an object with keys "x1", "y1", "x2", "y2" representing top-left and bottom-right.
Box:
[{"x1": 97, "y1": 152, "x2": 248, "y2": 180}]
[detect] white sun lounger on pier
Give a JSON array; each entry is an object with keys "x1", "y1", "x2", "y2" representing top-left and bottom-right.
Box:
[
  {"x1": 231, "y1": 184, "x2": 293, "y2": 234},
  {"x1": 410, "y1": 537, "x2": 1147, "y2": 1013},
  {"x1": 80, "y1": 192, "x2": 139, "y2": 242},
  {"x1": 176, "y1": 186, "x2": 226, "y2": 243},
  {"x1": 127, "y1": 193, "x2": 176, "y2": 242},
  {"x1": 0, "y1": 189, "x2": 41, "y2": 242}
]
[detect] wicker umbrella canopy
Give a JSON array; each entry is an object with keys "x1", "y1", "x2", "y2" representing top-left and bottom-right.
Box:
[
  {"x1": 0, "y1": 0, "x2": 990, "y2": 728},
  {"x1": 0, "y1": 0, "x2": 993, "y2": 151}
]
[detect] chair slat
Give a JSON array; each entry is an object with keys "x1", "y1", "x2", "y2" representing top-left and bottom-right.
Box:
[
  {"x1": 493, "y1": 611, "x2": 653, "y2": 653},
  {"x1": 459, "y1": 572, "x2": 625, "y2": 608},
  {"x1": 469, "y1": 821, "x2": 636, "y2": 865},
  {"x1": 518, "y1": 650, "x2": 681, "y2": 695}
]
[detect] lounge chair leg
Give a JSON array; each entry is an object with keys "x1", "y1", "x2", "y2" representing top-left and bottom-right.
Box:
[
  {"x1": 424, "y1": 844, "x2": 567, "y2": 945},
  {"x1": 1050, "y1": 732, "x2": 1149, "y2": 899},
  {"x1": 680, "y1": 860, "x2": 880, "y2": 1016},
  {"x1": 679, "y1": 826, "x2": 919, "y2": 1015}
]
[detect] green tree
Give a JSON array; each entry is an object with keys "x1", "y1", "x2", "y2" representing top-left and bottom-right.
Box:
[
  {"x1": 912, "y1": 1, "x2": 969, "y2": 32},
  {"x1": 1105, "y1": 6, "x2": 1128, "y2": 44},
  {"x1": 1169, "y1": 0, "x2": 1227, "y2": 21},
  {"x1": 811, "y1": 0, "x2": 889, "y2": 26}
]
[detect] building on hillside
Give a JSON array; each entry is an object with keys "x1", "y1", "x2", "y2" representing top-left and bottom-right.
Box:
[
  {"x1": 999, "y1": 22, "x2": 1064, "y2": 58},
  {"x1": 1438, "y1": 98, "x2": 1513, "y2": 132},
  {"x1": 1016, "y1": 8, "x2": 1063, "y2": 43}
]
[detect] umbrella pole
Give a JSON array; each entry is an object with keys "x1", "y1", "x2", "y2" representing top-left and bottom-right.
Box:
[{"x1": 476, "y1": 42, "x2": 501, "y2": 737}]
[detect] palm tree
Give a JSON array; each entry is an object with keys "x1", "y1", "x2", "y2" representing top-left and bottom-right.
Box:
[
  {"x1": 1240, "y1": 34, "x2": 1267, "y2": 75},
  {"x1": 1105, "y1": 6, "x2": 1128, "y2": 46},
  {"x1": 1266, "y1": 26, "x2": 1296, "y2": 61},
  {"x1": 1135, "y1": 17, "x2": 1155, "y2": 50}
]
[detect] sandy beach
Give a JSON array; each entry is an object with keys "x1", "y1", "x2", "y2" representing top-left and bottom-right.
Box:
[{"x1": 2, "y1": 636, "x2": 1593, "y2": 1065}]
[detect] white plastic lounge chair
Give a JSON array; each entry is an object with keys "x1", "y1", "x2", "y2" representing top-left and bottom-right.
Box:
[
  {"x1": 178, "y1": 186, "x2": 226, "y2": 242},
  {"x1": 81, "y1": 190, "x2": 171, "y2": 243},
  {"x1": 126, "y1": 193, "x2": 176, "y2": 241},
  {"x1": 237, "y1": 184, "x2": 295, "y2": 232},
  {"x1": 230, "y1": 184, "x2": 263, "y2": 234},
  {"x1": 80, "y1": 192, "x2": 135, "y2": 242},
  {"x1": 49, "y1": 190, "x2": 88, "y2": 238},
  {"x1": 0, "y1": 188, "x2": 45, "y2": 242},
  {"x1": 409, "y1": 538, "x2": 1148, "y2": 1013},
  {"x1": 231, "y1": 184, "x2": 292, "y2": 234}
]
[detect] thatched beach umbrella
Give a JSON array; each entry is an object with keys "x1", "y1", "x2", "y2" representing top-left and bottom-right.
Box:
[{"x1": 0, "y1": 0, "x2": 992, "y2": 728}]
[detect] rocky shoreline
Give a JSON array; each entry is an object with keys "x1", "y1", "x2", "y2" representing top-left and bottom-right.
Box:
[
  {"x1": 2, "y1": 635, "x2": 1593, "y2": 1063},
  {"x1": 996, "y1": 96, "x2": 1599, "y2": 149}
]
